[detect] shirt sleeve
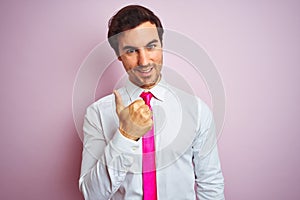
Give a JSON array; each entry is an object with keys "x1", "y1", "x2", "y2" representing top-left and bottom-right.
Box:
[
  {"x1": 79, "y1": 104, "x2": 139, "y2": 200},
  {"x1": 193, "y1": 101, "x2": 225, "y2": 200}
]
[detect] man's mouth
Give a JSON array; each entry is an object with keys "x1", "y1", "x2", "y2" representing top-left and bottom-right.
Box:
[{"x1": 134, "y1": 67, "x2": 154, "y2": 76}]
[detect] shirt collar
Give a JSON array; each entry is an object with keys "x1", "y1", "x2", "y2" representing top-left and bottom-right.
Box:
[{"x1": 125, "y1": 77, "x2": 169, "y2": 102}]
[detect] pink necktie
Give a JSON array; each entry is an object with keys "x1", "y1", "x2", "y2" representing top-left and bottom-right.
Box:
[{"x1": 140, "y1": 91, "x2": 157, "y2": 200}]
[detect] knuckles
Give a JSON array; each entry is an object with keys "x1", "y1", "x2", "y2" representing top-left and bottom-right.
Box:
[{"x1": 129, "y1": 101, "x2": 151, "y2": 120}]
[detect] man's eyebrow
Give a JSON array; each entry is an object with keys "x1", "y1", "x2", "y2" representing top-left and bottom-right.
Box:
[
  {"x1": 122, "y1": 39, "x2": 159, "y2": 51},
  {"x1": 122, "y1": 45, "x2": 137, "y2": 51},
  {"x1": 146, "y1": 39, "x2": 159, "y2": 46}
]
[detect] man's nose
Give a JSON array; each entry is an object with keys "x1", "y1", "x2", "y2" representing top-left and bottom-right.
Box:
[{"x1": 138, "y1": 48, "x2": 149, "y2": 66}]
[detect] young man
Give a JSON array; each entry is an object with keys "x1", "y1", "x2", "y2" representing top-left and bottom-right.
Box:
[{"x1": 79, "y1": 5, "x2": 224, "y2": 200}]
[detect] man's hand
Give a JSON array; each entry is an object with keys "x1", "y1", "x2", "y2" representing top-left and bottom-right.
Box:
[{"x1": 114, "y1": 90, "x2": 153, "y2": 141}]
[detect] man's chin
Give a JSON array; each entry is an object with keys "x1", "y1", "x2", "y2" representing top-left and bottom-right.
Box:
[
  {"x1": 130, "y1": 74, "x2": 161, "y2": 89},
  {"x1": 140, "y1": 78, "x2": 161, "y2": 89},
  {"x1": 132, "y1": 79, "x2": 156, "y2": 89}
]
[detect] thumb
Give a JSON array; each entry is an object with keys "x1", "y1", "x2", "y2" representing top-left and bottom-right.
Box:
[{"x1": 113, "y1": 90, "x2": 124, "y2": 115}]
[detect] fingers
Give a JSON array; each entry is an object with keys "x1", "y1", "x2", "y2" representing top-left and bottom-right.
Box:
[
  {"x1": 128, "y1": 99, "x2": 145, "y2": 115},
  {"x1": 114, "y1": 91, "x2": 152, "y2": 126},
  {"x1": 113, "y1": 90, "x2": 124, "y2": 115},
  {"x1": 144, "y1": 118, "x2": 153, "y2": 129},
  {"x1": 132, "y1": 104, "x2": 152, "y2": 125},
  {"x1": 138, "y1": 105, "x2": 152, "y2": 119}
]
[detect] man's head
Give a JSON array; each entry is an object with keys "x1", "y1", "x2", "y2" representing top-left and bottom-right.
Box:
[
  {"x1": 108, "y1": 5, "x2": 164, "y2": 89},
  {"x1": 108, "y1": 5, "x2": 164, "y2": 56}
]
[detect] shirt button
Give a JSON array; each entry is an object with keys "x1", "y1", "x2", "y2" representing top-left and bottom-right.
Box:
[{"x1": 132, "y1": 147, "x2": 137, "y2": 151}]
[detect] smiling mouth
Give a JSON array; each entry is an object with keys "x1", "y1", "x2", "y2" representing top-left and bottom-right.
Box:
[{"x1": 134, "y1": 67, "x2": 154, "y2": 76}]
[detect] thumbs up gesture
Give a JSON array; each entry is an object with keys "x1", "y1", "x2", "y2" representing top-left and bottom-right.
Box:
[{"x1": 114, "y1": 90, "x2": 153, "y2": 141}]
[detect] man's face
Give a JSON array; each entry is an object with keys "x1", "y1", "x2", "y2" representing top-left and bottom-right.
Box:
[{"x1": 117, "y1": 21, "x2": 163, "y2": 89}]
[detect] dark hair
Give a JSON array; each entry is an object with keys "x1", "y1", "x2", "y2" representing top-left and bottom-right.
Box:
[{"x1": 108, "y1": 5, "x2": 164, "y2": 55}]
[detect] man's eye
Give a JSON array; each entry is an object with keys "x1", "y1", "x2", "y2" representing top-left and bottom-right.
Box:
[
  {"x1": 127, "y1": 49, "x2": 137, "y2": 54},
  {"x1": 147, "y1": 44, "x2": 157, "y2": 49}
]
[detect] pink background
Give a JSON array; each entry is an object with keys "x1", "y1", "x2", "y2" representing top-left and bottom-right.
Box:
[{"x1": 1, "y1": 0, "x2": 300, "y2": 199}]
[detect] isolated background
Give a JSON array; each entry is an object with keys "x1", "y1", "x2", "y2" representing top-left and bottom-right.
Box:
[{"x1": 1, "y1": 0, "x2": 299, "y2": 199}]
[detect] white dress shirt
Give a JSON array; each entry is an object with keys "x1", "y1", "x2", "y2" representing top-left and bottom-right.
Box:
[{"x1": 79, "y1": 78, "x2": 225, "y2": 200}]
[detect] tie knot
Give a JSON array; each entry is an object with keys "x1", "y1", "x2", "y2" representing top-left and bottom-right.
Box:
[{"x1": 140, "y1": 91, "x2": 153, "y2": 106}]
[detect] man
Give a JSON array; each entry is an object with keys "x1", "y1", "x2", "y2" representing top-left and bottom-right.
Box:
[{"x1": 79, "y1": 5, "x2": 224, "y2": 200}]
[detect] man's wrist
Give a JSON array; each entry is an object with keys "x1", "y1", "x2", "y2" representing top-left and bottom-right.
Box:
[{"x1": 119, "y1": 127, "x2": 140, "y2": 141}]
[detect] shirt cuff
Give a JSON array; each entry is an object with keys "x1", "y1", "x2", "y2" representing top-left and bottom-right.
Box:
[{"x1": 110, "y1": 130, "x2": 140, "y2": 154}]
